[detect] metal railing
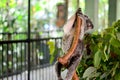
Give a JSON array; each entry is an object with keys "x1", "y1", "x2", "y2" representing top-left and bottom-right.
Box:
[
  {"x1": 0, "y1": 37, "x2": 62, "y2": 80},
  {"x1": 0, "y1": 30, "x2": 63, "y2": 41}
]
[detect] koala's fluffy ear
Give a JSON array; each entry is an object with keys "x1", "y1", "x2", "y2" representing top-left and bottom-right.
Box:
[
  {"x1": 84, "y1": 15, "x2": 94, "y2": 29},
  {"x1": 63, "y1": 14, "x2": 75, "y2": 34},
  {"x1": 84, "y1": 15, "x2": 94, "y2": 34}
]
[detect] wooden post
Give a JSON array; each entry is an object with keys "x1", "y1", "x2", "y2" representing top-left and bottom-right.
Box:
[
  {"x1": 64, "y1": 0, "x2": 68, "y2": 21},
  {"x1": 117, "y1": 0, "x2": 120, "y2": 20},
  {"x1": 85, "y1": 0, "x2": 98, "y2": 29},
  {"x1": 77, "y1": 0, "x2": 79, "y2": 8},
  {"x1": 108, "y1": 0, "x2": 117, "y2": 26}
]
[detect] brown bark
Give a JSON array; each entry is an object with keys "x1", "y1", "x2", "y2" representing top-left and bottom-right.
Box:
[{"x1": 58, "y1": 15, "x2": 82, "y2": 66}]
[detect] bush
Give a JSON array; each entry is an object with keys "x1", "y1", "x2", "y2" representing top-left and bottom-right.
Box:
[{"x1": 77, "y1": 20, "x2": 120, "y2": 80}]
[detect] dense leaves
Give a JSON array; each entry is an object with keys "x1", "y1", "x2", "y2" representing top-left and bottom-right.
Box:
[{"x1": 77, "y1": 20, "x2": 120, "y2": 80}]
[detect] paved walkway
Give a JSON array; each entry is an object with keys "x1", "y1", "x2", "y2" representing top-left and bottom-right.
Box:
[
  {"x1": 1, "y1": 65, "x2": 67, "y2": 80},
  {"x1": 0, "y1": 66, "x2": 67, "y2": 80}
]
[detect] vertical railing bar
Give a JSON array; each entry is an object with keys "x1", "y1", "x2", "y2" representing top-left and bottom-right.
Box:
[
  {"x1": 45, "y1": 38, "x2": 47, "y2": 79},
  {"x1": 28, "y1": 0, "x2": 31, "y2": 80},
  {"x1": 46, "y1": 66, "x2": 48, "y2": 80},
  {"x1": 54, "y1": 38, "x2": 57, "y2": 80},
  {"x1": 45, "y1": 39, "x2": 47, "y2": 80},
  {"x1": 21, "y1": 42, "x2": 22, "y2": 80},
  {"x1": 45, "y1": 40, "x2": 47, "y2": 80},
  {"x1": 16, "y1": 43, "x2": 18, "y2": 80},
  {"x1": 2, "y1": 44, "x2": 4, "y2": 80},
  {"x1": 40, "y1": 40, "x2": 42, "y2": 80},
  {"x1": 11, "y1": 43, "x2": 14, "y2": 80},
  {"x1": 43, "y1": 66, "x2": 44, "y2": 80},
  {"x1": 37, "y1": 41, "x2": 39, "y2": 80},
  {"x1": 32, "y1": 42, "x2": 34, "y2": 80},
  {"x1": 24, "y1": 43, "x2": 27, "y2": 80},
  {"x1": 38, "y1": 41, "x2": 40, "y2": 80},
  {"x1": 41, "y1": 40, "x2": 44, "y2": 80},
  {"x1": 45, "y1": 66, "x2": 49, "y2": 80},
  {"x1": 47, "y1": 64, "x2": 49, "y2": 80},
  {"x1": 43, "y1": 40, "x2": 45, "y2": 80},
  {"x1": 36, "y1": 41, "x2": 37, "y2": 80},
  {"x1": 35, "y1": 41, "x2": 39, "y2": 69},
  {"x1": 7, "y1": 43, "x2": 8, "y2": 80},
  {"x1": 44, "y1": 40, "x2": 46, "y2": 64},
  {"x1": 35, "y1": 41, "x2": 37, "y2": 80}
]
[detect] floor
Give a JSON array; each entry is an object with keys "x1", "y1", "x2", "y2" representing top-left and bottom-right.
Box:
[{"x1": 1, "y1": 65, "x2": 67, "y2": 80}]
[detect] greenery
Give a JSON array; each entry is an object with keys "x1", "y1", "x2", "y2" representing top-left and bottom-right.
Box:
[
  {"x1": 47, "y1": 40, "x2": 62, "y2": 64},
  {"x1": 77, "y1": 20, "x2": 120, "y2": 80},
  {"x1": 0, "y1": 0, "x2": 28, "y2": 33},
  {"x1": 0, "y1": 0, "x2": 64, "y2": 40}
]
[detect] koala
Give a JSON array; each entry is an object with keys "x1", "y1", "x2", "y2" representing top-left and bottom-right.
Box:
[{"x1": 55, "y1": 8, "x2": 94, "y2": 80}]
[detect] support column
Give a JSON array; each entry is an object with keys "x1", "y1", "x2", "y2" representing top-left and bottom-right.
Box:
[
  {"x1": 117, "y1": 0, "x2": 120, "y2": 20},
  {"x1": 85, "y1": 0, "x2": 98, "y2": 29},
  {"x1": 108, "y1": 0, "x2": 117, "y2": 26}
]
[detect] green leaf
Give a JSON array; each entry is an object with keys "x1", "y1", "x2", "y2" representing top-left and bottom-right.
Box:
[
  {"x1": 110, "y1": 37, "x2": 120, "y2": 48},
  {"x1": 113, "y1": 47, "x2": 120, "y2": 56},
  {"x1": 0, "y1": 0, "x2": 7, "y2": 7},
  {"x1": 9, "y1": 0, "x2": 16, "y2": 8},
  {"x1": 107, "y1": 44, "x2": 110, "y2": 54},
  {"x1": 116, "y1": 33, "x2": 120, "y2": 41},
  {"x1": 100, "y1": 31, "x2": 104, "y2": 38},
  {"x1": 103, "y1": 45, "x2": 109, "y2": 61},
  {"x1": 35, "y1": 3, "x2": 42, "y2": 11},
  {"x1": 47, "y1": 40, "x2": 55, "y2": 55},
  {"x1": 115, "y1": 74, "x2": 120, "y2": 80},
  {"x1": 92, "y1": 31, "x2": 99, "y2": 35},
  {"x1": 50, "y1": 56, "x2": 54, "y2": 64},
  {"x1": 112, "y1": 62, "x2": 119, "y2": 77},
  {"x1": 94, "y1": 50, "x2": 101, "y2": 68},
  {"x1": 100, "y1": 72, "x2": 109, "y2": 79},
  {"x1": 18, "y1": 15, "x2": 23, "y2": 21},
  {"x1": 83, "y1": 67, "x2": 97, "y2": 78}
]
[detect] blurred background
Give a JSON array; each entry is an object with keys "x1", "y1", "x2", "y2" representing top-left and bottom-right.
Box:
[
  {"x1": 0, "y1": 0, "x2": 120, "y2": 80},
  {"x1": 0, "y1": 0, "x2": 120, "y2": 39}
]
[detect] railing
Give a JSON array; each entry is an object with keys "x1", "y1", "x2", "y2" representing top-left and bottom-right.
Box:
[
  {"x1": 0, "y1": 37, "x2": 62, "y2": 80},
  {"x1": 0, "y1": 30, "x2": 63, "y2": 41}
]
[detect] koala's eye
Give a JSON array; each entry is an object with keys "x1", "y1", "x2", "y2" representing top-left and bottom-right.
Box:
[{"x1": 86, "y1": 19, "x2": 94, "y2": 29}]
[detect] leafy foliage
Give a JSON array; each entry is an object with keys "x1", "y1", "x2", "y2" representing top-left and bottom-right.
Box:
[
  {"x1": 77, "y1": 20, "x2": 120, "y2": 80},
  {"x1": 47, "y1": 40, "x2": 62, "y2": 64}
]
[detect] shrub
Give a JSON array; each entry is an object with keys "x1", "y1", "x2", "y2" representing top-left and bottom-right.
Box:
[{"x1": 77, "y1": 20, "x2": 120, "y2": 80}]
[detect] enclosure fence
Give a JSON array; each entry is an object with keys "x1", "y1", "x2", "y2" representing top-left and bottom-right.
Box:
[{"x1": 0, "y1": 37, "x2": 62, "y2": 80}]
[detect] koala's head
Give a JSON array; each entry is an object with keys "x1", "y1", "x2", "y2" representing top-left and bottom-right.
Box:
[
  {"x1": 76, "y1": 8, "x2": 94, "y2": 33},
  {"x1": 63, "y1": 8, "x2": 94, "y2": 34}
]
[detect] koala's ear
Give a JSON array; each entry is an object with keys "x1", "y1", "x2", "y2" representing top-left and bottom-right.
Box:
[
  {"x1": 85, "y1": 18, "x2": 94, "y2": 34},
  {"x1": 84, "y1": 15, "x2": 94, "y2": 29},
  {"x1": 63, "y1": 14, "x2": 75, "y2": 34}
]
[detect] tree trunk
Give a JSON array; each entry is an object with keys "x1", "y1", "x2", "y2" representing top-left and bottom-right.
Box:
[
  {"x1": 77, "y1": 0, "x2": 79, "y2": 8},
  {"x1": 64, "y1": 0, "x2": 68, "y2": 21}
]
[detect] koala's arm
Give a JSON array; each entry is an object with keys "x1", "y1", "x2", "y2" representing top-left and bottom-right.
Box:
[
  {"x1": 55, "y1": 13, "x2": 82, "y2": 80},
  {"x1": 58, "y1": 15, "x2": 82, "y2": 66},
  {"x1": 55, "y1": 40, "x2": 84, "y2": 80}
]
